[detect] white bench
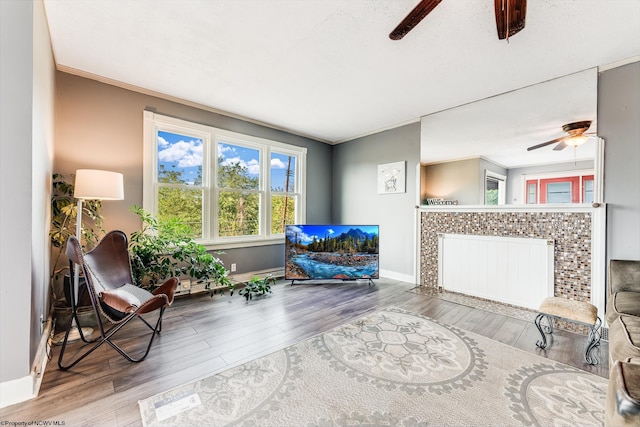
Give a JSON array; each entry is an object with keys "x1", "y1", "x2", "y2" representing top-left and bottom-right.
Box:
[{"x1": 535, "y1": 296, "x2": 602, "y2": 364}]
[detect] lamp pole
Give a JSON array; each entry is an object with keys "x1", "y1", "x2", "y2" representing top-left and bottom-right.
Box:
[{"x1": 67, "y1": 197, "x2": 89, "y2": 342}]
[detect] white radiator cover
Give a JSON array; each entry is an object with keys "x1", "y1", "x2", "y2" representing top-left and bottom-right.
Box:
[{"x1": 437, "y1": 234, "x2": 554, "y2": 310}]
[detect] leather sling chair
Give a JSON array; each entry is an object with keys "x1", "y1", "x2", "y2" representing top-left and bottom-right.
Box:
[{"x1": 58, "y1": 230, "x2": 178, "y2": 370}]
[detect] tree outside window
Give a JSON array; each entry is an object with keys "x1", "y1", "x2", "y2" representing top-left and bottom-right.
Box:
[
  {"x1": 157, "y1": 131, "x2": 204, "y2": 239},
  {"x1": 217, "y1": 142, "x2": 260, "y2": 237},
  {"x1": 270, "y1": 152, "x2": 296, "y2": 234},
  {"x1": 144, "y1": 111, "x2": 306, "y2": 246}
]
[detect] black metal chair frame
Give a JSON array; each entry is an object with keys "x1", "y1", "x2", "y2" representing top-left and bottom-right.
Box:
[{"x1": 58, "y1": 231, "x2": 177, "y2": 371}]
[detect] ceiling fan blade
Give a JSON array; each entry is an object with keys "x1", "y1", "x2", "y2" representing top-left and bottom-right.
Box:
[
  {"x1": 389, "y1": 0, "x2": 443, "y2": 40},
  {"x1": 553, "y1": 140, "x2": 569, "y2": 151},
  {"x1": 494, "y1": 0, "x2": 527, "y2": 40},
  {"x1": 527, "y1": 136, "x2": 566, "y2": 152}
]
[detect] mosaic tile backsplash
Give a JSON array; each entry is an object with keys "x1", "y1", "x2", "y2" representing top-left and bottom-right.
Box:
[{"x1": 420, "y1": 211, "x2": 592, "y2": 302}]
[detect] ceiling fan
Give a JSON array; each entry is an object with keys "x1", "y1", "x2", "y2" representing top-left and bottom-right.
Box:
[
  {"x1": 389, "y1": 0, "x2": 527, "y2": 41},
  {"x1": 527, "y1": 121, "x2": 595, "y2": 152}
]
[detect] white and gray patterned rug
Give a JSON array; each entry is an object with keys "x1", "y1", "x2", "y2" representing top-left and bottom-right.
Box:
[{"x1": 139, "y1": 307, "x2": 607, "y2": 426}]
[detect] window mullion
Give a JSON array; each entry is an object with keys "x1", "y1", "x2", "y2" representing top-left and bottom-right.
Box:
[{"x1": 262, "y1": 146, "x2": 269, "y2": 238}]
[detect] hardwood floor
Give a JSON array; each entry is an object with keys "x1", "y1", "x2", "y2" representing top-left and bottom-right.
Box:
[{"x1": 1, "y1": 278, "x2": 609, "y2": 426}]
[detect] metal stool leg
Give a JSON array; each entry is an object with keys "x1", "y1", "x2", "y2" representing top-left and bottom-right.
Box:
[
  {"x1": 535, "y1": 313, "x2": 548, "y2": 349},
  {"x1": 584, "y1": 317, "x2": 602, "y2": 365}
]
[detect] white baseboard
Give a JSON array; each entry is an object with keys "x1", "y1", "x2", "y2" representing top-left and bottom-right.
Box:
[
  {"x1": 228, "y1": 267, "x2": 284, "y2": 284},
  {"x1": 379, "y1": 269, "x2": 416, "y2": 284},
  {"x1": 228, "y1": 268, "x2": 415, "y2": 285},
  {"x1": 0, "y1": 316, "x2": 52, "y2": 408},
  {"x1": 0, "y1": 375, "x2": 35, "y2": 408}
]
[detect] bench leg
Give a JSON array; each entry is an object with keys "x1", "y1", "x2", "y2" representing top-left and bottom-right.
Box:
[
  {"x1": 584, "y1": 316, "x2": 602, "y2": 365},
  {"x1": 535, "y1": 313, "x2": 549, "y2": 349},
  {"x1": 535, "y1": 308, "x2": 601, "y2": 365}
]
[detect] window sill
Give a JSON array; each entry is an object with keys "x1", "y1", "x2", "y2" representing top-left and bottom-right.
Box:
[
  {"x1": 418, "y1": 203, "x2": 602, "y2": 213},
  {"x1": 200, "y1": 236, "x2": 285, "y2": 251}
]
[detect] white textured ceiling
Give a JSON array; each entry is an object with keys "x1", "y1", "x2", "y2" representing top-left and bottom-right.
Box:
[
  {"x1": 44, "y1": 0, "x2": 640, "y2": 151},
  {"x1": 421, "y1": 68, "x2": 599, "y2": 168}
]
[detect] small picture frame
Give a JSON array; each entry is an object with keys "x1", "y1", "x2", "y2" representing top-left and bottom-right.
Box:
[{"x1": 377, "y1": 161, "x2": 405, "y2": 194}]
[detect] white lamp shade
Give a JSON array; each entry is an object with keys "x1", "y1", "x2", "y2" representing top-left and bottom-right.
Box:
[{"x1": 74, "y1": 169, "x2": 124, "y2": 200}]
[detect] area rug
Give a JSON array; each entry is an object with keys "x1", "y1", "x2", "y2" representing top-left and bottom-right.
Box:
[{"x1": 138, "y1": 307, "x2": 607, "y2": 426}]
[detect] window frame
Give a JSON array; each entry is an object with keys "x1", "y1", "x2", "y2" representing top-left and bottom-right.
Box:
[
  {"x1": 541, "y1": 177, "x2": 577, "y2": 204},
  {"x1": 484, "y1": 169, "x2": 506, "y2": 205},
  {"x1": 143, "y1": 111, "x2": 307, "y2": 249},
  {"x1": 523, "y1": 169, "x2": 594, "y2": 205}
]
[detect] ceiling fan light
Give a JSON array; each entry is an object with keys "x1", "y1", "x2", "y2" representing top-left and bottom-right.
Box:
[{"x1": 567, "y1": 135, "x2": 588, "y2": 147}]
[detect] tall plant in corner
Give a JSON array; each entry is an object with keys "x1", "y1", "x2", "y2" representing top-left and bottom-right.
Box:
[
  {"x1": 128, "y1": 206, "x2": 232, "y2": 293},
  {"x1": 49, "y1": 173, "x2": 105, "y2": 304}
]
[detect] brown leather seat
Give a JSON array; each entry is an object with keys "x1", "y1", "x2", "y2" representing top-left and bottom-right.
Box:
[{"x1": 58, "y1": 230, "x2": 178, "y2": 370}]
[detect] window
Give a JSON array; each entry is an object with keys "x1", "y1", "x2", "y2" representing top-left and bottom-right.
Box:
[
  {"x1": 524, "y1": 171, "x2": 593, "y2": 205},
  {"x1": 546, "y1": 181, "x2": 572, "y2": 203},
  {"x1": 270, "y1": 151, "x2": 296, "y2": 234},
  {"x1": 583, "y1": 178, "x2": 594, "y2": 204},
  {"x1": 527, "y1": 182, "x2": 537, "y2": 204},
  {"x1": 156, "y1": 130, "x2": 206, "y2": 237},
  {"x1": 143, "y1": 112, "x2": 306, "y2": 247},
  {"x1": 485, "y1": 170, "x2": 506, "y2": 205}
]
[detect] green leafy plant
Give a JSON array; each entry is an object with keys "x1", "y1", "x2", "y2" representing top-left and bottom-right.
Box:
[
  {"x1": 237, "y1": 274, "x2": 275, "y2": 301},
  {"x1": 128, "y1": 206, "x2": 232, "y2": 293},
  {"x1": 49, "y1": 173, "x2": 105, "y2": 304}
]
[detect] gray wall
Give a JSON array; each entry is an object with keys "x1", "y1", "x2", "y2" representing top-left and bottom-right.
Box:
[
  {"x1": 1, "y1": 0, "x2": 54, "y2": 393},
  {"x1": 332, "y1": 123, "x2": 421, "y2": 281},
  {"x1": 600, "y1": 62, "x2": 640, "y2": 261},
  {"x1": 55, "y1": 73, "x2": 333, "y2": 275}
]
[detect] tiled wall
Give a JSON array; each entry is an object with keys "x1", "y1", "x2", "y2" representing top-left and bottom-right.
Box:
[{"x1": 420, "y1": 211, "x2": 593, "y2": 302}]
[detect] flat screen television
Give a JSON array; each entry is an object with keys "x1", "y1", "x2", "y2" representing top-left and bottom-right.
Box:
[{"x1": 285, "y1": 224, "x2": 379, "y2": 282}]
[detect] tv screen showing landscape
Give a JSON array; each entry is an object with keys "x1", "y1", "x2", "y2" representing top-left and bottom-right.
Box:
[{"x1": 285, "y1": 224, "x2": 379, "y2": 280}]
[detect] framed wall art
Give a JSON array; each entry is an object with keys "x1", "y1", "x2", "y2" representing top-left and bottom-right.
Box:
[{"x1": 377, "y1": 161, "x2": 405, "y2": 194}]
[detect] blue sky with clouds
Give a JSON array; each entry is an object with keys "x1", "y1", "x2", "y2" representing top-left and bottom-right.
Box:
[
  {"x1": 286, "y1": 224, "x2": 379, "y2": 245},
  {"x1": 157, "y1": 130, "x2": 295, "y2": 189},
  {"x1": 157, "y1": 131, "x2": 202, "y2": 184}
]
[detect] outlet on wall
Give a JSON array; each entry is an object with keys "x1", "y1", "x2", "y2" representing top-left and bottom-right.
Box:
[{"x1": 231, "y1": 263, "x2": 237, "y2": 272}]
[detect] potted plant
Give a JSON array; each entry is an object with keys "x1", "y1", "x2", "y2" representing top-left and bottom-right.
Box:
[
  {"x1": 236, "y1": 274, "x2": 275, "y2": 301},
  {"x1": 50, "y1": 173, "x2": 107, "y2": 303},
  {"x1": 49, "y1": 173, "x2": 107, "y2": 331},
  {"x1": 128, "y1": 206, "x2": 233, "y2": 294}
]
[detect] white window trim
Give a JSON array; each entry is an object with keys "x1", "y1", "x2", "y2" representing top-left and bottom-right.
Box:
[
  {"x1": 143, "y1": 111, "x2": 307, "y2": 249},
  {"x1": 484, "y1": 169, "x2": 506, "y2": 205},
  {"x1": 522, "y1": 168, "x2": 594, "y2": 182},
  {"x1": 521, "y1": 169, "x2": 595, "y2": 205}
]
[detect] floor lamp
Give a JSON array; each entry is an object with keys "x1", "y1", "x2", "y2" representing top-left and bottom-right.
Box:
[{"x1": 67, "y1": 169, "x2": 124, "y2": 342}]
